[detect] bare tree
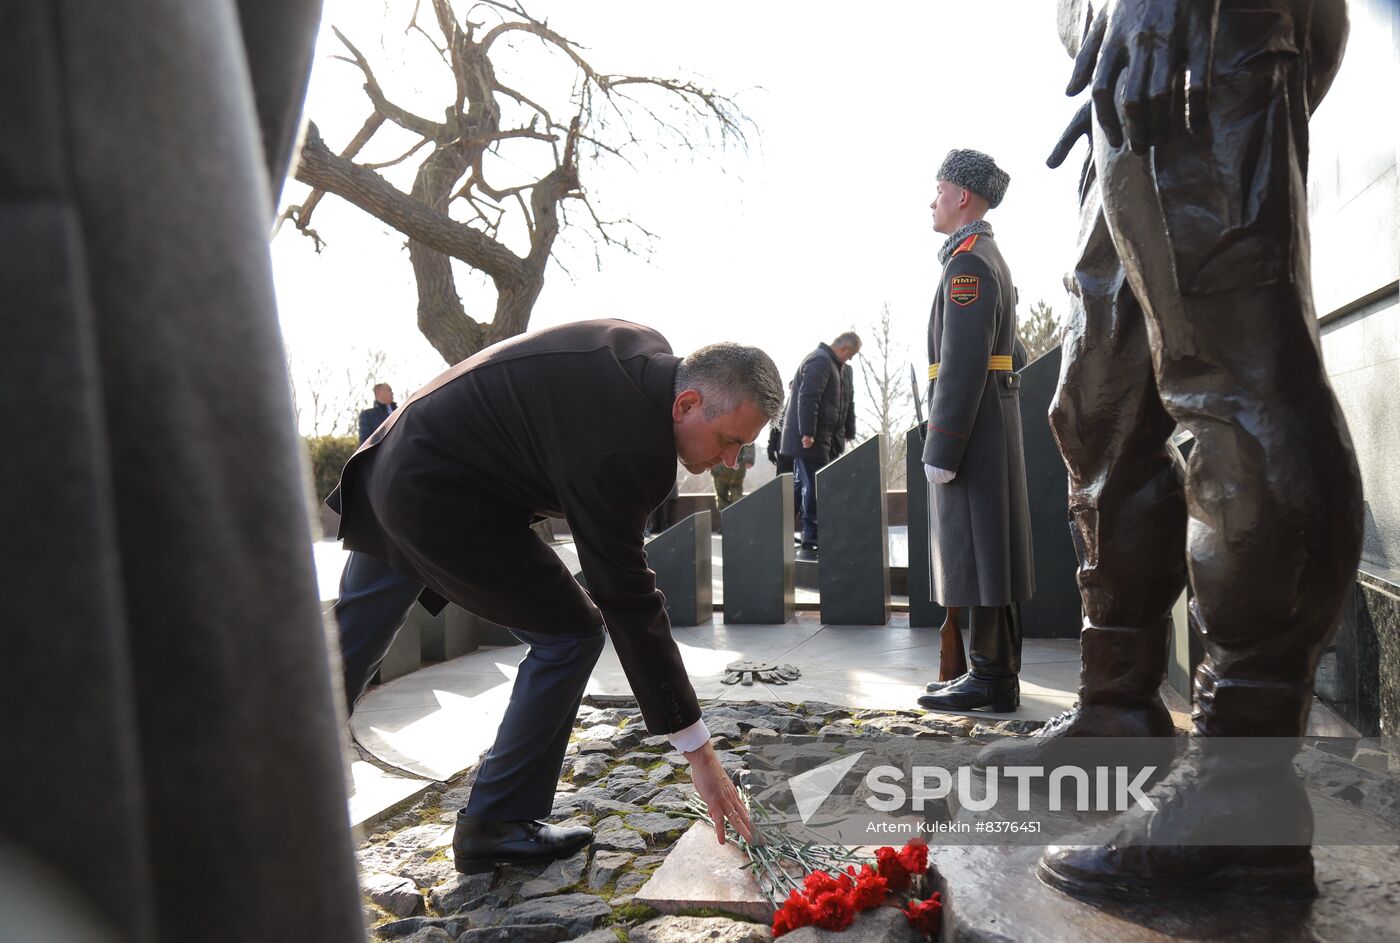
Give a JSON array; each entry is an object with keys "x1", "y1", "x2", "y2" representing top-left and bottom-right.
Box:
[
  {"x1": 280, "y1": 0, "x2": 750, "y2": 365},
  {"x1": 1018, "y1": 298, "x2": 1061, "y2": 362},
  {"x1": 856, "y1": 303, "x2": 915, "y2": 489}
]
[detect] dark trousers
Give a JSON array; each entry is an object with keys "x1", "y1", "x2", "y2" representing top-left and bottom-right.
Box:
[
  {"x1": 794, "y1": 457, "x2": 823, "y2": 544},
  {"x1": 334, "y1": 551, "x2": 425, "y2": 713},
  {"x1": 333, "y1": 550, "x2": 603, "y2": 820}
]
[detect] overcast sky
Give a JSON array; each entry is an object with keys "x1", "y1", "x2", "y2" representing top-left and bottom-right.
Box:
[{"x1": 272, "y1": 1, "x2": 1087, "y2": 435}]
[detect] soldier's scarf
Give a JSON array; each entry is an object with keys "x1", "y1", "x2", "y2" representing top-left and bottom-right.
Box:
[{"x1": 937, "y1": 220, "x2": 994, "y2": 265}]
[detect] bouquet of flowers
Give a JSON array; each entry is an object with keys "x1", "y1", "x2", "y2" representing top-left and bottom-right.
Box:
[{"x1": 771, "y1": 839, "x2": 942, "y2": 939}]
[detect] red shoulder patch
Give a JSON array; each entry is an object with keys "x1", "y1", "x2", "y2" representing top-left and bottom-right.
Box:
[
  {"x1": 949, "y1": 274, "x2": 980, "y2": 306},
  {"x1": 952, "y1": 234, "x2": 980, "y2": 255}
]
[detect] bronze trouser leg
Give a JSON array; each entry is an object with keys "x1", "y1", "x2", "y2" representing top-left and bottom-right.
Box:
[
  {"x1": 1095, "y1": 39, "x2": 1363, "y2": 737},
  {"x1": 1051, "y1": 168, "x2": 1188, "y2": 649}
]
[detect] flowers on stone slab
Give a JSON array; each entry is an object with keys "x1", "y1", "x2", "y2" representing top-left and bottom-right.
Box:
[{"x1": 771, "y1": 839, "x2": 938, "y2": 939}]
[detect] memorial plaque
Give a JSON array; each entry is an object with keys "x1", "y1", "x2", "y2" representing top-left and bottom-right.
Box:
[
  {"x1": 720, "y1": 473, "x2": 795, "y2": 624},
  {"x1": 646, "y1": 511, "x2": 713, "y2": 627},
  {"x1": 904, "y1": 426, "x2": 946, "y2": 628},
  {"x1": 816, "y1": 436, "x2": 890, "y2": 625}
]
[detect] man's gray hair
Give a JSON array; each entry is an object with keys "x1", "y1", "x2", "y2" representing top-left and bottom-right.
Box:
[
  {"x1": 675, "y1": 343, "x2": 784, "y2": 422},
  {"x1": 833, "y1": 331, "x2": 862, "y2": 351}
]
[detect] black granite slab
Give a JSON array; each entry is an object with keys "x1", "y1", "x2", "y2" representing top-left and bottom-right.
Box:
[
  {"x1": 904, "y1": 425, "x2": 946, "y2": 628},
  {"x1": 646, "y1": 510, "x2": 713, "y2": 627},
  {"x1": 816, "y1": 435, "x2": 890, "y2": 625},
  {"x1": 719, "y1": 473, "x2": 795, "y2": 624},
  {"x1": 1017, "y1": 346, "x2": 1082, "y2": 639}
]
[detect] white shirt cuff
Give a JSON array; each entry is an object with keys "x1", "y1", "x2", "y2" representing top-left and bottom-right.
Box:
[{"x1": 667, "y1": 718, "x2": 711, "y2": 754}]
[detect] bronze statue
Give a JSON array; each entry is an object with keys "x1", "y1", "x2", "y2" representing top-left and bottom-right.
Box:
[{"x1": 979, "y1": 0, "x2": 1363, "y2": 898}]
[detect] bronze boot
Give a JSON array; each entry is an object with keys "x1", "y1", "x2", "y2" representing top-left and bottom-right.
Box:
[
  {"x1": 975, "y1": 623, "x2": 1175, "y2": 771},
  {"x1": 1037, "y1": 674, "x2": 1317, "y2": 899}
]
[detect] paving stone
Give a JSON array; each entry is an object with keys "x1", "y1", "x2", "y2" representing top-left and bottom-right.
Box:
[
  {"x1": 647, "y1": 765, "x2": 674, "y2": 785},
  {"x1": 501, "y1": 894, "x2": 612, "y2": 937},
  {"x1": 643, "y1": 735, "x2": 674, "y2": 749},
  {"x1": 373, "y1": 916, "x2": 470, "y2": 940},
  {"x1": 629, "y1": 915, "x2": 773, "y2": 943},
  {"x1": 621, "y1": 751, "x2": 662, "y2": 765},
  {"x1": 625, "y1": 812, "x2": 692, "y2": 842},
  {"x1": 1353, "y1": 744, "x2": 1392, "y2": 774},
  {"x1": 607, "y1": 764, "x2": 647, "y2": 782},
  {"x1": 395, "y1": 850, "x2": 457, "y2": 890},
  {"x1": 572, "y1": 755, "x2": 610, "y2": 782},
  {"x1": 614, "y1": 871, "x2": 648, "y2": 895},
  {"x1": 632, "y1": 822, "x2": 770, "y2": 921},
  {"x1": 426, "y1": 871, "x2": 492, "y2": 915},
  {"x1": 389, "y1": 824, "x2": 454, "y2": 851},
  {"x1": 457, "y1": 923, "x2": 572, "y2": 943},
  {"x1": 580, "y1": 709, "x2": 624, "y2": 727},
  {"x1": 359, "y1": 844, "x2": 415, "y2": 875},
  {"x1": 552, "y1": 788, "x2": 639, "y2": 818},
  {"x1": 566, "y1": 931, "x2": 623, "y2": 943},
  {"x1": 780, "y1": 906, "x2": 920, "y2": 942},
  {"x1": 800, "y1": 702, "x2": 852, "y2": 720},
  {"x1": 817, "y1": 724, "x2": 858, "y2": 741},
  {"x1": 763, "y1": 715, "x2": 812, "y2": 735},
  {"x1": 594, "y1": 817, "x2": 646, "y2": 854},
  {"x1": 616, "y1": 782, "x2": 661, "y2": 805},
  {"x1": 649, "y1": 784, "x2": 696, "y2": 812},
  {"x1": 612, "y1": 727, "x2": 645, "y2": 750},
  {"x1": 395, "y1": 928, "x2": 455, "y2": 943},
  {"x1": 588, "y1": 850, "x2": 634, "y2": 890},
  {"x1": 633, "y1": 854, "x2": 667, "y2": 871},
  {"x1": 609, "y1": 894, "x2": 635, "y2": 908},
  {"x1": 518, "y1": 850, "x2": 588, "y2": 899},
  {"x1": 363, "y1": 872, "x2": 425, "y2": 918},
  {"x1": 577, "y1": 739, "x2": 621, "y2": 756},
  {"x1": 706, "y1": 717, "x2": 744, "y2": 741}
]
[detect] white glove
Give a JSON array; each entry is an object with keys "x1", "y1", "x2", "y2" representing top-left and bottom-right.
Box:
[{"x1": 925, "y1": 464, "x2": 956, "y2": 485}]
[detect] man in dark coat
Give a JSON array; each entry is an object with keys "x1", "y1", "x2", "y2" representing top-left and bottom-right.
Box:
[
  {"x1": 779, "y1": 331, "x2": 862, "y2": 552},
  {"x1": 916, "y1": 149, "x2": 1035, "y2": 714},
  {"x1": 829, "y1": 362, "x2": 858, "y2": 458},
  {"x1": 357, "y1": 382, "x2": 396, "y2": 443},
  {"x1": 329, "y1": 319, "x2": 782, "y2": 870}
]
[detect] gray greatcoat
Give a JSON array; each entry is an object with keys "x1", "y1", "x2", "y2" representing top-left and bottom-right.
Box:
[{"x1": 921, "y1": 231, "x2": 1035, "y2": 607}]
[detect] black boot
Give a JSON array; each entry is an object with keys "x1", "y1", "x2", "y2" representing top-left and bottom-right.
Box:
[
  {"x1": 453, "y1": 811, "x2": 593, "y2": 873},
  {"x1": 976, "y1": 622, "x2": 1176, "y2": 772},
  {"x1": 1038, "y1": 672, "x2": 1317, "y2": 899},
  {"x1": 918, "y1": 605, "x2": 1021, "y2": 712}
]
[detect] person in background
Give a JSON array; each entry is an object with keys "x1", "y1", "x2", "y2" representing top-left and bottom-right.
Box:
[
  {"x1": 712, "y1": 442, "x2": 756, "y2": 510},
  {"x1": 778, "y1": 331, "x2": 862, "y2": 555},
  {"x1": 358, "y1": 382, "x2": 396, "y2": 444}
]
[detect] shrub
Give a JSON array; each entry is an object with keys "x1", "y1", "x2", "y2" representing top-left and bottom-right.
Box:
[{"x1": 304, "y1": 435, "x2": 359, "y2": 502}]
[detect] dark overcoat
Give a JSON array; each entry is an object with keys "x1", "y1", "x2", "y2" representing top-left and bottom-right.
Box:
[
  {"x1": 921, "y1": 233, "x2": 1035, "y2": 607},
  {"x1": 328, "y1": 319, "x2": 698, "y2": 734},
  {"x1": 778, "y1": 343, "x2": 842, "y2": 464},
  {"x1": 358, "y1": 400, "x2": 394, "y2": 443}
]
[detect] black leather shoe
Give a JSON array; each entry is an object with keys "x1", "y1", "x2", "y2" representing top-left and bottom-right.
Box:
[
  {"x1": 917, "y1": 673, "x2": 1019, "y2": 712},
  {"x1": 453, "y1": 812, "x2": 593, "y2": 873}
]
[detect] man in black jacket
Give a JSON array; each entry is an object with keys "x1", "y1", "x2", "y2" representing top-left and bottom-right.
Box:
[
  {"x1": 357, "y1": 382, "x2": 396, "y2": 443},
  {"x1": 779, "y1": 332, "x2": 861, "y2": 553},
  {"x1": 328, "y1": 319, "x2": 782, "y2": 871}
]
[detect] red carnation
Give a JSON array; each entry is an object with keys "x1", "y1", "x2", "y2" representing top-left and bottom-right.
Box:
[
  {"x1": 897, "y1": 839, "x2": 929, "y2": 875},
  {"x1": 875, "y1": 845, "x2": 912, "y2": 892},
  {"x1": 904, "y1": 892, "x2": 943, "y2": 935},
  {"x1": 772, "y1": 889, "x2": 814, "y2": 938},
  {"x1": 807, "y1": 886, "x2": 856, "y2": 932},
  {"x1": 847, "y1": 864, "x2": 890, "y2": 911}
]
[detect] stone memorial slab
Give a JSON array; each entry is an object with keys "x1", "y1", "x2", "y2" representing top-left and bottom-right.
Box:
[
  {"x1": 646, "y1": 511, "x2": 713, "y2": 626},
  {"x1": 376, "y1": 608, "x2": 423, "y2": 683},
  {"x1": 817, "y1": 436, "x2": 890, "y2": 625},
  {"x1": 720, "y1": 473, "x2": 796, "y2": 624},
  {"x1": 904, "y1": 425, "x2": 945, "y2": 628},
  {"x1": 632, "y1": 821, "x2": 772, "y2": 921},
  {"x1": 1017, "y1": 346, "x2": 1080, "y2": 639}
]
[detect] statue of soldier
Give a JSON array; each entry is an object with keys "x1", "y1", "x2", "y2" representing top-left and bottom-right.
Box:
[{"x1": 979, "y1": 0, "x2": 1362, "y2": 899}]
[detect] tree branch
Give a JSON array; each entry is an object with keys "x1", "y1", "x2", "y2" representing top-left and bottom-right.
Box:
[
  {"x1": 295, "y1": 122, "x2": 528, "y2": 285},
  {"x1": 333, "y1": 26, "x2": 445, "y2": 140}
]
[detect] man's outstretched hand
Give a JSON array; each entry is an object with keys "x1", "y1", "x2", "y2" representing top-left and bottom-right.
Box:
[
  {"x1": 1068, "y1": 0, "x2": 1220, "y2": 152},
  {"x1": 685, "y1": 740, "x2": 754, "y2": 845}
]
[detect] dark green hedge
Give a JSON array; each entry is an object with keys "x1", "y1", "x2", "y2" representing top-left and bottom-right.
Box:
[{"x1": 305, "y1": 435, "x2": 359, "y2": 502}]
